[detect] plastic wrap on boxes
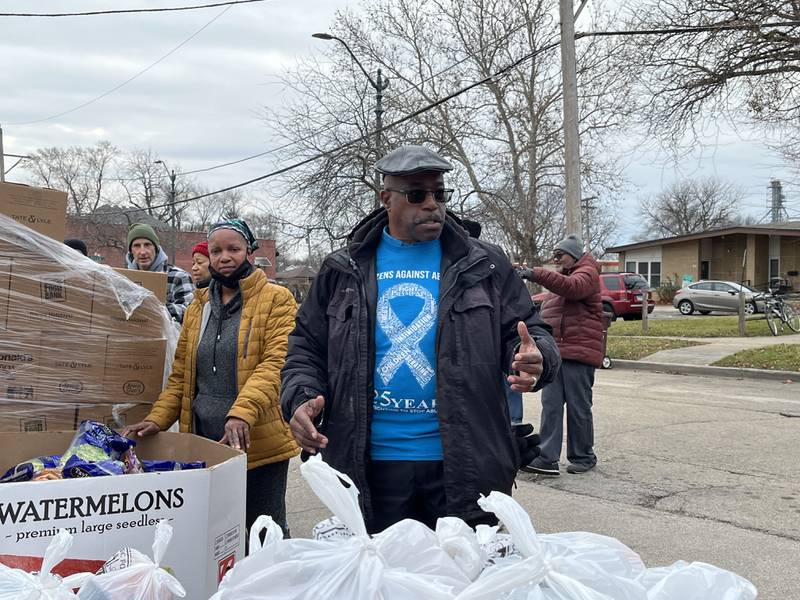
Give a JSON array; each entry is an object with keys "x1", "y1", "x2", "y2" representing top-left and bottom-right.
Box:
[{"x1": 0, "y1": 212, "x2": 179, "y2": 425}]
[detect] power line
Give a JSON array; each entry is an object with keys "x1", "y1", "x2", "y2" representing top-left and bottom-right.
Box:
[
  {"x1": 8, "y1": 5, "x2": 234, "y2": 125},
  {"x1": 118, "y1": 39, "x2": 562, "y2": 215},
  {"x1": 150, "y1": 17, "x2": 542, "y2": 177},
  {"x1": 0, "y1": 0, "x2": 270, "y2": 18},
  {"x1": 118, "y1": 18, "x2": 800, "y2": 178},
  {"x1": 116, "y1": 20, "x2": 800, "y2": 214},
  {"x1": 576, "y1": 20, "x2": 800, "y2": 40}
]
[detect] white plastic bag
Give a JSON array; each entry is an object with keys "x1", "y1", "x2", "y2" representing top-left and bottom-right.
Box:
[
  {"x1": 374, "y1": 519, "x2": 472, "y2": 592},
  {"x1": 0, "y1": 529, "x2": 91, "y2": 600},
  {"x1": 538, "y1": 532, "x2": 645, "y2": 580},
  {"x1": 435, "y1": 517, "x2": 488, "y2": 580},
  {"x1": 78, "y1": 521, "x2": 185, "y2": 600},
  {"x1": 213, "y1": 455, "x2": 460, "y2": 599},
  {"x1": 636, "y1": 560, "x2": 757, "y2": 600},
  {"x1": 211, "y1": 516, "x2": 285, "y2": 599},
  {"x1": 456, "y1": 492, "x2": 648, "y2": 600}
]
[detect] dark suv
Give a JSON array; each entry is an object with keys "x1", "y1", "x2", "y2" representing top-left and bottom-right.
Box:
[{"x1": 532, "y1": 272, "x2": 653, "y2": 321}]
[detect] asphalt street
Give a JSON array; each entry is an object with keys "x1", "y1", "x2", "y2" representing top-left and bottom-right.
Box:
[{"x1": 285, "y1": 369, "x2": 800, "y2": 598}]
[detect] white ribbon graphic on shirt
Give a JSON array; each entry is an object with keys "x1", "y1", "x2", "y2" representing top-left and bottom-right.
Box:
[{"x1": 377, "y1": 282, "x2": 436, "y2": 388}]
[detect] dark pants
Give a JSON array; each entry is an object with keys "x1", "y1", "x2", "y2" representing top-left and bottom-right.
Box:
[
  {"x1": 246, "y1": 459, "x2": 290, "y2": 538},
  {"x1": 366, "y1": 460, "x2": 447, "y2": 534},
  {"x1": 538, "y1": 359, "x2": 597, "y2": 467}
]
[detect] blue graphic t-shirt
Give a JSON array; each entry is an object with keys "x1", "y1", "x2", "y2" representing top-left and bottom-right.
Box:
[{"x1": 371, "y1": 228, "x2": 442, "y2": 460}]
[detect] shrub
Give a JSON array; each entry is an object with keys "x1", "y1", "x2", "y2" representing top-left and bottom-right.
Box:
[{"x1": 656, "y1": 276, "x2": 681, "y2": 304}]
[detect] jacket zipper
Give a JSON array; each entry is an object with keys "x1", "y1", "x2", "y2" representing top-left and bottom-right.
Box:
[{"x1": 348, "y1": 257, "x2": 372, "y2": 506}]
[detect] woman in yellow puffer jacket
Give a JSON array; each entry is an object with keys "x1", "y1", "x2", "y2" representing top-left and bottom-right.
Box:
[{"x1": 124, "y1": 218, "x2": 299, "y2": 534}]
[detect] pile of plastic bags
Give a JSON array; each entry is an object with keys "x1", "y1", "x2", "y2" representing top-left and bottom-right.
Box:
[
  {"x1": 0, "y1": 521, "x2": 185, "y2": 600},
  {"x1": 216, "y1": 455, "x2": 758, "y2": 600}
]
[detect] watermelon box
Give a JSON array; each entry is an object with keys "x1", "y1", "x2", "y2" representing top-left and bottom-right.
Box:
[{"x1": 0, "y1": 431, "x2": 246, "y2": 599}]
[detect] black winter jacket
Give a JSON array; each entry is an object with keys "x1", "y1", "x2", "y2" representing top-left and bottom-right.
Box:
[{"x1": 280, "y1": 210, "x2": 560, "y2": 524}]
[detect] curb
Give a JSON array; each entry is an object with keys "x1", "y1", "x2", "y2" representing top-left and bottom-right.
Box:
[{"x1": 610, "y1": 359, "x2": 797, "y2": 382}]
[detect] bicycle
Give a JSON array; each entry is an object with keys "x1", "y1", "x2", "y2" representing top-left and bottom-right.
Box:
[{"x1": 762, "y1": 287, "x2": 800, "y2": 336}]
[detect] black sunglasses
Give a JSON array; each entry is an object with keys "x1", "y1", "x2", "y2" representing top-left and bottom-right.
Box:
[{"x1": 385, "y1": 188, "x2": 454, "y2": 204}]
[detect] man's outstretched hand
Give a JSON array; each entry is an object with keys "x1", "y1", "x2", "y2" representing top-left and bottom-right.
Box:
[
  {"x1": 512, "y1": 423, "x2": 541, "y2": 469},
  {"x1": 289, "y1": 395, "x2": 328, "y2": 455},
  {"x1": 507, "y1": 321, "x2": 544, "y2": 392}
]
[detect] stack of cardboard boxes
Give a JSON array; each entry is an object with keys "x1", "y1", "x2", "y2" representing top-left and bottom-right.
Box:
[
  {"x1": 0, "y1": 182, "x2": 247, "y2": 599},
  {"x1": 0, "y1": 181, "x2": 169, "y2": 431}
]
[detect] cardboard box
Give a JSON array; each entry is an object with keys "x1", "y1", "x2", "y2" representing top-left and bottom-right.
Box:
[
  {"x1": 0, "y1": 432, "x2": 246, "y2": 599},
  {"x1": 0, "y1": 182, "x2": 68, "y2": 241},
  {"x1": 0, "y1": 252, "x2": 96, "y2": 335},
  {"x1": 0, "y1": 334, "x2": 45, "y2": 402},
  {"x1": 102, "y1": 338, "x2": 166, "y2": 404},
  {"x1": 39, "y1": 337, "x2": 108, "y2": 401},
  {"x1": 90, "y1": 268, "x2": 167, "y2": 338},
  {"x1": 2, "y1": 334, "x2": 165, "y2": 406},
  {"x1": 0, "y1": 401, "x2": 150, "y2": 432},
  {"x1": 111, "y1": 267, "x2": 168, "y2": 302}
]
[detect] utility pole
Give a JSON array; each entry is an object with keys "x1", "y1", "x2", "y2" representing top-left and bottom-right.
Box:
[
  {"x1": 312, "y1": 33, "x2": 389, "y2": 210},
  {"x1": 374, "y1": 67, "x2": 388, "y2": 209},
  {"x1": 155, "y1": 160, "x2": 178, "y2": 262},
  {"x1": 770, "y1": 180, "x2": 785, "y2": 223},
  {"x1": 581, "y1": 195, "x2": 597, "y2": 251},
  {"x1": 0, "y1": 125, "x2": 5, "y2": 183},
  {"x1": 560, "y1": 0, "x2": 582, "y2": 238}
]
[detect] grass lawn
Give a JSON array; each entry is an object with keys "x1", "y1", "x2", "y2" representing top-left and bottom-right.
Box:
[
  {"x1": 606, "y1": 337, "x2": 706, "y2": 360},
  {"x1": 712, "y1": 344, "x2": 800, "y2": 372},
  {"x1": 608, "y1": 315, "x2": 797, "y2": 338}
]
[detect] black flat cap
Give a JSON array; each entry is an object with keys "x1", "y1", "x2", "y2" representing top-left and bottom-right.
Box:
[{"x1": 374, "y1": 145, "x2": 453, "y2": 176}]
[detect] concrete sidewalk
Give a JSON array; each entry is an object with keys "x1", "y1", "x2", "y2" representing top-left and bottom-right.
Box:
[
  {"x1": 611, "y1": 333, "x2": 800, "y2": 380},
  {"x1": 643, "y1": 334, "x2": 800, "y2": 365}
]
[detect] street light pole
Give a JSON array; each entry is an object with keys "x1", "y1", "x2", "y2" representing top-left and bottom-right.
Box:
[
  {"x1": 312, "y1": 33, "x2": 389, "y2": 209},
  {"x1": 155, "y1": 160, "x2": 177, "y2": 262}
]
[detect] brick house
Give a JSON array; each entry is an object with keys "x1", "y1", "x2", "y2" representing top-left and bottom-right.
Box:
[
  {"x1": 606, "y1": 222, "x2": 800, "y2": 291},
  {"x1": 66, "y1": 211, "x2": 277, "y2": 278}
]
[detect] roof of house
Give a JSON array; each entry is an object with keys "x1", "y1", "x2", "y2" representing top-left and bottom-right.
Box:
[
  {"x1": 607, "y1": 221, "x2": 800, "y2": 253},
  {"x1": 71, "y1": 205, "x2": 170, "y2": 228},
  {"x1": 275, "y1": 265, "x2": 318, "y2": 280}
]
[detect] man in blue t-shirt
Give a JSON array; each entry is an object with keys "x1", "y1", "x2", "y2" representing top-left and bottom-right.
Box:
[{"x1": 283, "y1": 145, "x2": 560, "y2": 532}]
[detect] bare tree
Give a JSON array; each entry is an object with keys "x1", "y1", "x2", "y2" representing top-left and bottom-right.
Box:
[
  {"x1": 24, "y1": 141, "x2": 119, "y2": 215},
  {"x1": 639, "y1": 178, "x2": 744, "y2": 238},
  {"x1": 117, "y1": 149, "x2": 200, "y2": 230},
  {"x1": 263, "y1": 0, "x2": 630, "y2": 264},
  {"x1": 118, "y1": 149, "x2": 169, "y2": 222},
  {"x1": 622, "y1": 1, "x2": 800, "y2": 156}
]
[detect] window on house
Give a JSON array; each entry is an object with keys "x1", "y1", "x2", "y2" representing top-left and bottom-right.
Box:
[
  {"x1": 625, "y1": 261, "x2": 636, "y2": 273},
  {"x1": 650, "y1": 262, "x2": 661, "y2": 287}
]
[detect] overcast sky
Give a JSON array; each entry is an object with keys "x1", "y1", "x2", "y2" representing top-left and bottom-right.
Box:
[{"x1": 2, "y1": 0, "x2": 798, "y2": 245}]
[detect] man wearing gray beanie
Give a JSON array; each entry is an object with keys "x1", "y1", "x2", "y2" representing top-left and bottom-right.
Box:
[{"x1": 520, "y1": 234, "x2": 603, "y2": 475}]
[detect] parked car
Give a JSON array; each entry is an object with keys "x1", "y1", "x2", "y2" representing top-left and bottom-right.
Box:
[
  {"x1": 672, "y1": 281, "x2": 765, "y2": 315},
  {"x1": 532, "y1": 272, "x2": 654, "y2": 321}
]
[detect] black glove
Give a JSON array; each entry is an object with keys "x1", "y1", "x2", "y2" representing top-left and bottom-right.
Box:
[
  {"x1": 515, "y1": 267, "x2": 535, "y2": 282},
  {"x1": 512, "y1": 423, "x2": 541, "y2": 469}
]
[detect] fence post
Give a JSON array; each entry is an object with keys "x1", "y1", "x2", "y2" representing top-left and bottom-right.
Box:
[{"x1": 642, "y1": 288, "x2": 649, "y2": 333}]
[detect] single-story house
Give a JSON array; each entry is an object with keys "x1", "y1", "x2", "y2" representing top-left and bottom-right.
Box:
[{"x1": 606, "y1": 222, "x2": 800, "y2": 291}]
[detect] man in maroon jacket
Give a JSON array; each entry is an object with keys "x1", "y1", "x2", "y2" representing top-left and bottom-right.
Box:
[{"x1": 519, "y1": 234, "x2": 604, "y2": 475}]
